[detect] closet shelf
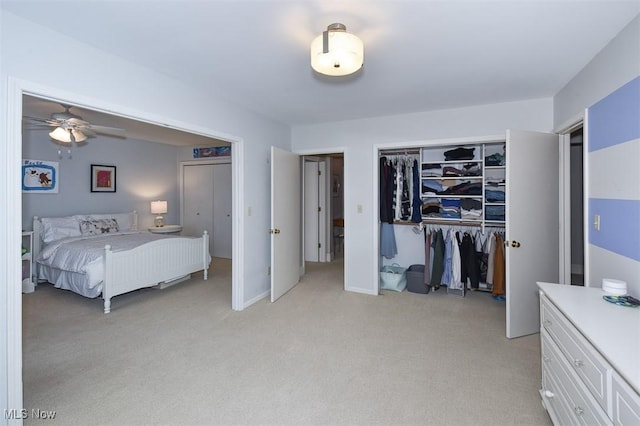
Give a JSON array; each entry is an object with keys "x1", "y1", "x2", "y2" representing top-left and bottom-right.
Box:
[
  {"x1": 422, "y1": 159, "x2": 482, "y2": 165},
  {"x1": 422, "y1": 195, "x2": 483, "y2": 199},
  {"x1": 421, "y1": 176, "x2": 483, "y2": 180}
]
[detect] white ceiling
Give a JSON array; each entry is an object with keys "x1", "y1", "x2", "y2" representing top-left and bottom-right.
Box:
[{"x1": 7, "y1": 1, "x2": 640, "y2": 144}]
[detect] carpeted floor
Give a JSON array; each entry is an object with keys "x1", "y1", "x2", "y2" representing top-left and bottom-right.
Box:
[{"x1": 22, "y1": 257, "x2": 551, "y2": 425}]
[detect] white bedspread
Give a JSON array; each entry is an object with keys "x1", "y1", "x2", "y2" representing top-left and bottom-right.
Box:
[{"x1": 37, "y1": 232, "x2": 176, "y2": 298}]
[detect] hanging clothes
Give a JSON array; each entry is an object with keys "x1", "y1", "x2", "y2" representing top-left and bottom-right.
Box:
[
  {"x1": 400, "y1": 161, "x2": 411, "y2": 220},
  {"x1": 411, "y1": 159, "x2": 422, "y2": 223},
  {"x1": 423, "y1": 229, "x2": 431, "y2": 286},
  {"x1": 380, "y1": 223, "x2": 398, "y2": 259},
  {"x1": 430, "y1": 229, "x2": 445, "y2": 289},
  {"x1": 459, "y1": 232, "x2": 480, "y2": 289},
  {"x1": 486, "y1": 233, "x2": 496, "y2": 285},
  {"x1": 379, "y1": 157, "x2": 394, "y2": 224},
  {"x1": 441, "y1": 229, "x2": 453, "y2": 287},
  {"x1": 492, "y1": 233, "x2": 505, "y2": 296}
]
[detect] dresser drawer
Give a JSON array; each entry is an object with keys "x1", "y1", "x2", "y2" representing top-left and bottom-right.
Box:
[
  {"x1": 611, "y1": 372, "x2": 640, "y2": 425},
  {"x1": 541, "y1": 330, "x2": 612, "y2": 425},
  {"x1": 542, "y1": 365, "x2": 580, "y2": 426},
  {"x1": 541, "y1": 294, "x2": 610, "y2": 410}
]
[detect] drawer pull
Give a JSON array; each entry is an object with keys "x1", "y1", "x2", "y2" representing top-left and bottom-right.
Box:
[
  {"x1": 573, "y1": 359, "x2": 584, "y2": 367},
  {"x1": 574, "y1": 406, "x2": 584, "y2": 416},
  {"x1": 543, "y1": 320, "x2": 552, "y2": 327},
  {"x1": 543, "y1": 390, "x2": 555, "y2": 399}
]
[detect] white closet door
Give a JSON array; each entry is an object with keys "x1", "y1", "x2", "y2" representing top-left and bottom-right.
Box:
[
  {"x1": 212, "y1": 163, "x2": 232, "y2": 258},
  {"x1": 183, "y1": 164, "x2": 214, "y2": 258},
  {"x1": 271, "y1": 147, "x2": 301, "y2": 302},
  {"x1": 506, "y1": 130, "x2": 560, "y2": 338}
]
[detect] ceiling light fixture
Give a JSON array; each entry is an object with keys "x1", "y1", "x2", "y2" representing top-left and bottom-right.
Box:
[
  {"x1": 49, "y1": 127, "x2": 88, "y2": 143},
  {"x1": 310, "y1": 23, "x2": 364, "y2": 77}
]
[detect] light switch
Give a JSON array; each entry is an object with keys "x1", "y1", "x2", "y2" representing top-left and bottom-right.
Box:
[{"x1": 594, "y1": 214, "x2": 600, "y2": 231}]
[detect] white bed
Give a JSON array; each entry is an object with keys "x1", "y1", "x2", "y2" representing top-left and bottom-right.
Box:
[{"x1": 33, "y1": 211, "x2": 210, "y2": 313}]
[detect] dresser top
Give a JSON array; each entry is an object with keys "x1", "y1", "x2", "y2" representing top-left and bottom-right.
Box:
[{"x1": 537, "y1": 282, "x2": 640, "y2": 394}]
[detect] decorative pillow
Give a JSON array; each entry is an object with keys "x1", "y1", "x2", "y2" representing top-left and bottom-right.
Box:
[
  {"x1": 40, "y1": 216, "x2": 81, "y2": 243},
  {"x1": 84, "y1": 212, "x2": 136, "y2": 232},
  {"x1": 79, "y1": 218, "x2": 120, "y2": 236}
]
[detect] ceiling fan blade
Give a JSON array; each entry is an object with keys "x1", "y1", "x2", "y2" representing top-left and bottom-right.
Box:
[
  {"x1": 86, "y1": 124, "x2": 126, "y2": 138},
  {"x1": 23, "y1": 116, "x2": 57, "y2": 126}
]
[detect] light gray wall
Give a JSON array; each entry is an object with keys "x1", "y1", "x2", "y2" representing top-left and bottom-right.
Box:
[
  {"x1": 1, "y1": 10, "x2": 290, "y2": 417},
  {"x1": 292, "y1": 98, "x2": 554, "y2": 295},
  {"x1": 554, "y1": 15, "x2": 640, "y2": 129},
  {"x1": 553, "y1": 14, "x2": 640, "y2": 293},
  {"x1": 22, "y1": 130, "x2": 181, "y2": 231}
]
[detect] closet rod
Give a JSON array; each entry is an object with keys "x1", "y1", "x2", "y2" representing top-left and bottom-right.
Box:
[{"x1": 380, "y1": 150, "x2": 420, "y2": 156}]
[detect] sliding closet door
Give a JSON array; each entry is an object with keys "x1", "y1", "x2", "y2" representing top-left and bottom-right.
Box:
[{"x1": 506, "y1": 130, "x2": 559, "y2": 338}]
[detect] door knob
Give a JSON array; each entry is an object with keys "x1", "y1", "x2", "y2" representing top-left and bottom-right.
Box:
[{"x1": 511, "y1": 240, "x2": 521, "y2": 248}]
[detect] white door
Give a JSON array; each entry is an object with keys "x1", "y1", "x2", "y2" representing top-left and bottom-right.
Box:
[
  {"x1": 271, "y1": 147, "x2": 301, "y2": 302},
  {"x1": 212, "y1": 163, "x2": 232, "y2": 258},
  {"x1": 506, "y1": 130, "x2": 560, "y2": 338},
  {"x1": 183, "y1": 164, "x2": 214, "y2": 257},
  {"x1": 304, "y1": 161, "x2": 320, "y2": 262}
]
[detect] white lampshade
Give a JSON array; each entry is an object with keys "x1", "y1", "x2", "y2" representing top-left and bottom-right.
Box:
[
  {"x1": 151, "y1": 200, "x2": 168, "y2": 227},
  {"x1": 311, "y1": 23, "x2": 364, "y2": 77},
  {"x1": 150, "y1": 200, "x2": 168, "y2": 214},
  {"x1": 49, "y1": 127, "x2": 88, "y2": 143}
]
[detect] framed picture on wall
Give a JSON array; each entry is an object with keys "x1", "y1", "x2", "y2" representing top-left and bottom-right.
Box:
[{"x1": 91, "y1": 164, "x2": 116, "y2": 193}]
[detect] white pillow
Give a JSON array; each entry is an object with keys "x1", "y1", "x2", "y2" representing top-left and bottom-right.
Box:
[
  {"x1": 40, "y1": 216, "x2": 81, "y2": 243},
  {"x1": 83, "y1": 212, "x2": 136, "y2": 231}
]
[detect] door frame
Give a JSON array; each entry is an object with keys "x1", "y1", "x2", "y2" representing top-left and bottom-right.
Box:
[
  {"x1": 555, "y1": 113, "x2": 587, "y2": 286},
  {"x1": 6, "y1": 78, "x2": 246, "y2": 414},
  {"x1": 372, "y1": 135, "x2": 500, "y2": 296},
  {"x1": 295, "y1": 148, "x2": 347, "y2": 289}
]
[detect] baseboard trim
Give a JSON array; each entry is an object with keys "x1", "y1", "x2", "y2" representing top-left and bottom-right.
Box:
[
  {"x1": 345, "y1": 286, "x2": 378, "y2": 296},
  {"x1": 244, "y1": 289, "x2": 270, "y2": 309}
]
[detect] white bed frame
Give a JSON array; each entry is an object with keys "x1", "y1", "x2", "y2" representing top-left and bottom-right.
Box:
[{"x1": 33, "y1": 212, "x2": 210, "y2": 313}]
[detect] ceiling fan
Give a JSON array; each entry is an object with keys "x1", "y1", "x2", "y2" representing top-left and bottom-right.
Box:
[{"x1": 24, "y1": 105, "x2": 126, "y2": 144}]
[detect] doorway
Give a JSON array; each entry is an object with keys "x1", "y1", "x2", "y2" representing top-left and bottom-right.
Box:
[
  {"x1": 569, "y1": 128, "x2": 585, "y2": 285},
  {"x1": 560, "y1": 124, "x2": 585, "y2": 286},
  {"x1": 11, "y1": 83, "x2": 245, "y2": 415},
  {"x1": 302, "y1": 154, "x2": 344, "y2": 263}
]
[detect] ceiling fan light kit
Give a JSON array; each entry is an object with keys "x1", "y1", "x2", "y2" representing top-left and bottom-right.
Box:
[
  {"x1": 49, "y1": 127, "x2": 88, "y2": 143},
  {"x1": 310, "y1": 23, "x2": 364, "y2": 77}
]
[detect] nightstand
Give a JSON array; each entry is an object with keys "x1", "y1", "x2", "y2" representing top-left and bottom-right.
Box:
[
  {"x1": 22, "y1": 231, "x2": 34, "y2": 293},
  {"x1": 148, "y1": 225, "x2": 183, "y2": 234}
]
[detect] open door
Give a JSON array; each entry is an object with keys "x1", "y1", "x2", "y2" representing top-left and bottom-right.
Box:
[
  {"x1": 506, "y1": 130, "x2": 560, "y2": 338},
  {"x1": 270, "y1": 146, "x2": 301, "y2": 302}
]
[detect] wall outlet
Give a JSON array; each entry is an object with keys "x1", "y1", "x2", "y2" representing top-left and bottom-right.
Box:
[{"x1": 594, "y1": 214, "x2": 600, "y2": 231}]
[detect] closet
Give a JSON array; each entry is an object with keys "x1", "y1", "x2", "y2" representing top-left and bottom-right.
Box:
[{"x1": 379, "y1": 130, "x2": 560, "y2": 338}]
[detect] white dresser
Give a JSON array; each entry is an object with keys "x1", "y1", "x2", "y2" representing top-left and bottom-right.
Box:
[{"x1": 537, "y1": 282, "x2": 640, "y2": 425}]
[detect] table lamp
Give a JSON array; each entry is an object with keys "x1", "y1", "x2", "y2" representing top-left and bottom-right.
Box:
[{"x1": 150, "y1": 200, "x2": 168, "y2": 227}]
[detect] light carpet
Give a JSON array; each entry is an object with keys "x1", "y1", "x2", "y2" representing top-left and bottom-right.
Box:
[{"x1": 22, "y1": 258, "x2": 551, "y2": 425}]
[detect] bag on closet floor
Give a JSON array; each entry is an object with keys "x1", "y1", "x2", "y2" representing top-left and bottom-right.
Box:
[{"x1": 380, "y1": 263, "x2": 407, "y2": 292}]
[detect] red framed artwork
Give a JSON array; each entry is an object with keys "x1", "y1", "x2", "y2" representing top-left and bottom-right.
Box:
[{"x1": 91, "y1": 164, "x2": 116, "y2": 193}]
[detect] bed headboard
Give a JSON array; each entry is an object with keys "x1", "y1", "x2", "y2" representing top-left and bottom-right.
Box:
[{"x1": 32, "y1": 211, "x2": 138, "y2": 262}]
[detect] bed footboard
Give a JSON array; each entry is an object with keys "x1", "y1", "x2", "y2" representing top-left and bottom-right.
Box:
[{"x1": 103, "y1": 231, "x2": 210, "y2": 313}]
